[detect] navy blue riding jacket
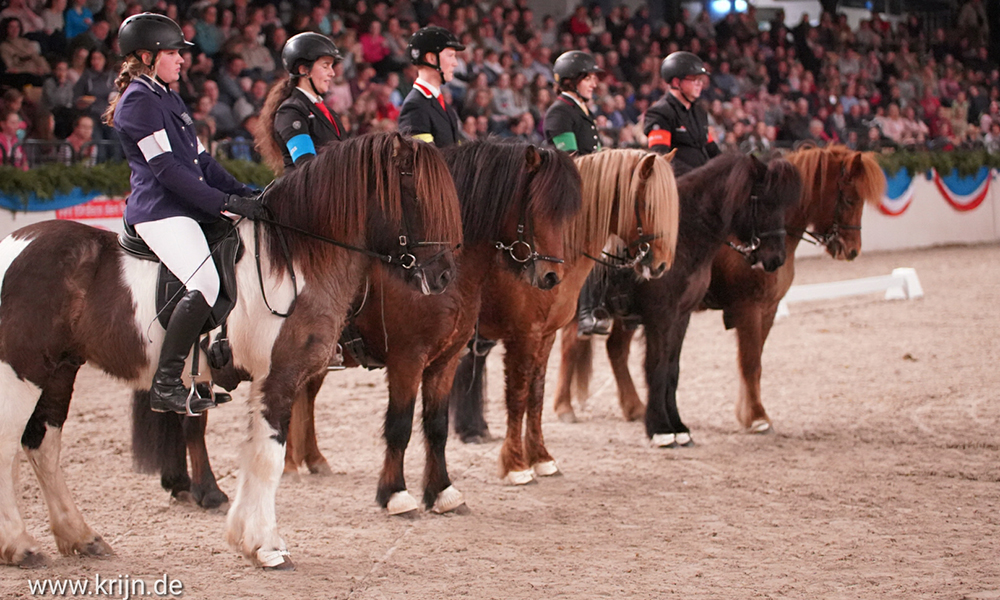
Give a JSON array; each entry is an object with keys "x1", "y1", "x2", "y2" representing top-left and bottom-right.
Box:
[{"x1": 115, "y1": 75, "x2": 251, "y2": 225}]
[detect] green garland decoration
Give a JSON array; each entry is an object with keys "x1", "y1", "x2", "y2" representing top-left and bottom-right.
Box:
[
  {"x1": 0, "y1": 160, "x2": 275, "y2": 205},
  {"x1": 875, "y1": 149, "x2": 1000, "y2": 178}
]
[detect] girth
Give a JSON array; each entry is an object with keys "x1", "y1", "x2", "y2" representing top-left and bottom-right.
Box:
[{"x1": 117, "y1": 218, "x2": 245, "y2": 334}]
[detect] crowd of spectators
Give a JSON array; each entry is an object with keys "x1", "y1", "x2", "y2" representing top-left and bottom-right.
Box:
[{"x1": 1, "y1": 0, "x2": 999, "y2": 172}]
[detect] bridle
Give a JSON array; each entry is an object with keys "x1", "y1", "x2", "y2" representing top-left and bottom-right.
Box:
[
  {"x1": 252, "y1": 168, "x2": 457, "y2": 317},
  {"x1": 792, "y1": 163, "x2": 861, "y2": 250},
  {"x1": 584, "y1": 184, "x2": 661, "y2": 271},
  {"x1": 726, "y1": 179, "x2": 787, "y2": 260},
  {"x1": 494, "y1": 165, "x2": 564, "y2": 269}
]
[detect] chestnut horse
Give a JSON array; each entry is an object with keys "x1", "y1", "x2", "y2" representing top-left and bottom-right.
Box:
[
  {"x1": 450, "y1": 149, "x2": 680, "y2": 484},
  {"x1": 130, "y1": 140, "x2": 582, "y2": 515},
  {"x1": 553, "y1": 153, "x2": 803, "y2": 446},
  {"x1": 704, "y1": 145, "x2": 885, "y2": 433},
  {"x1": 0, "y1": 133, "x2": 462, "y2": 569}
]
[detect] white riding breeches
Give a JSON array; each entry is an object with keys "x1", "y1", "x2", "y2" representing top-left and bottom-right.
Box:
[{"x1": 134, "y1": 216, "x2": 220, "y2": 306}]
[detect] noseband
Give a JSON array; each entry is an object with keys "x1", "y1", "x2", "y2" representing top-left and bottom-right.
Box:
[{"x1": 726, "y1": 180, "x2": 786, "y2": 260}]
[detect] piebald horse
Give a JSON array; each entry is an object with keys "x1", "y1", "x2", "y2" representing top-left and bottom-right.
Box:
[{"x1": 0, "y1": 133, "x2": 462, "y2": 569}]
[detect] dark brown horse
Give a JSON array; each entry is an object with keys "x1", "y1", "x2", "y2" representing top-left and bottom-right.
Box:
[
  {"x1": 450, "y1": 149, "x2": 680, "y2": 483},
  {"x1": 703, "y1": 146, "x2": 885, "y2": 433},
  {"x1": 553, "y1": 153, "x2": 803, "y2": 446},
  {"x1": 0, "y1": 132, "x2": 462, "y2": 569},
  {"x1": 131, "y1": 139, "x2": 582, "y2": 515},
  {"x1": 555, "y1": 146, "x2": 886, "y2": 438}
]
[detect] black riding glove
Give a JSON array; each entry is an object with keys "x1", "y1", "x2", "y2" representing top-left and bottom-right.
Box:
[{"x1": 223, "y1": 193, "x2": 265, "y2": 220}]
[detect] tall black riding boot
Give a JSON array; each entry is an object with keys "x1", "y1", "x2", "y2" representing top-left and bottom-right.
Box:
[
  {"x1": 149, "y1": 290, "x2": 215, "y2": 415},
  {"x1": 577, "y1": 267, "x2": 612, "y2": 337}
]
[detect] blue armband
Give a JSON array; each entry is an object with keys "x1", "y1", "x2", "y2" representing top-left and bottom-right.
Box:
[{"x1": 287, "y1": 134, "x2": 316, "y2": 162}]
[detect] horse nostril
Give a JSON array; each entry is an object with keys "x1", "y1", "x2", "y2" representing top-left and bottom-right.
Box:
[
  {"x1": 438, "y1": 269, "x2": 453, "y2": 289},
  {"x1": 653, "y1": 262, "x2": 667, "y2": 277},
  {"x1": 542, "y1": 271, "x2": 560, "y2": 290},
  {"x1": 847, "y1": 249, "x2": 858, "y2": 260}
]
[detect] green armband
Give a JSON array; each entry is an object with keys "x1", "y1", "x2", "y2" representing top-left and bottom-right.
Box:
[{"x1": 551, "y1": 131, "x2": 578, "y2": 152}]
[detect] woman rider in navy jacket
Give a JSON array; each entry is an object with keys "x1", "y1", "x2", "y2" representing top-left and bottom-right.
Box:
[
  {"x1": 107, "y1": 13, "x2": 264, "y2": 415},
  {"x1": 256, "y1": 32, "x2": 344, "y2": 173}
]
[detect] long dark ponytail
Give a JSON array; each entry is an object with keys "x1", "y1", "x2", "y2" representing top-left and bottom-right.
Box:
[{"x1": 255, "y1": 75, "x2": 297, "y2": 174}]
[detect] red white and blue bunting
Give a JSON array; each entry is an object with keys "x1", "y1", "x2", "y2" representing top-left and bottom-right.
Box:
[{"x1": 879, "y1": 167, "x2": 994, "y2": 216}]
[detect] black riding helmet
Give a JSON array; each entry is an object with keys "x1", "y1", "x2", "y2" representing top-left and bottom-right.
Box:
[
  {"x1": 553, "y1": 51, "x2": 602, "y2": 85},
  {"x1": 281, "y1": 32, "x2": 342, "y2": 77},
  {"x1": 118, "y1": 13, "x2": 192, "y2": 58},
  {"x1": 660, "y1": 51, "x2": 708, "y2": 84},
  {"x1": 407, "y1": 26, "x2": 464, "y2": 78}
]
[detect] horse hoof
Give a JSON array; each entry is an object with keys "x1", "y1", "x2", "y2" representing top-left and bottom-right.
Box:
[
  {"x1": 624, "y1": 406, "x2": 645, "y2": 422},
  {"x1": 532, "y1": 461, "x2": 560, "y2": 477},
  {"x1": 557, "y1": 412, "x2": 577, "y2": 424},
  {"x1": 307, "y1": 461, "x2": 333, "y2": 476},
  {"x1": 650, "y1": 433, "x2": 678, "y2": 448},
  {"x1": 431, "y1": 485, "x2": 466, "y2": 514},
  {"x1": 675, "y1": 432, "x2": 694, "y2": 447},
  {"x1": 256, "y1": 548, "x2": 294, "y2": 570},
  {"x1": 281, "y1": 470, "x2": 301, "y2": 483},
  {"x1": 17, "y1": 550, "x2": 49, "y2": 569},
  {"x1": 504, "y1": 469, "x2": 535, "y2": 486},
  {"x1": 748, "y1": 420, "x2": 773, "y2": 434},
  {"x1": 78, "y1": 536, "x2": 114, "y2": 558},
  {"x1": 200, "y1": 491, "x2": 230, "y2": 511},
  {"x1": 459, "y1": 431, "x2": 493, "y2": 444},
  {"x1": 387, "y1": 491, "x2": 420, "y2": 516}
]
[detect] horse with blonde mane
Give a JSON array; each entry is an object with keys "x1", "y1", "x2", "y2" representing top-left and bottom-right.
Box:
[{"x1": 449, "y1": 149, "x2": 680, "y2": 483}]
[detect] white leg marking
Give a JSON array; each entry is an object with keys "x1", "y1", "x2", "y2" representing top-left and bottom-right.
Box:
[
  {"x1": 532, "y1": 460, "x2": 560, "y2": 477},
  {"x1": 387, "y1": 491, "x2": 420, "y2": 515},
  {"x1": 650, "y1": 433, "x2": 677, "y2": 448},
  {"x1": 225, "y1": 382, "x2": 288, "y2": 567},
  {"x1": 674, "y1": 432, "x2": 692, "y2": 446},
  {"x1": 749, "y1": 420, "x2": 772, "y2": 434},
  {"x1": 431, "y1": 486, "x2": 465, "y2": 514},
  {"x1": 505, "y1": 469, "x2": 535, "y2": 486},
  {"x1": 0, "y1": 361, "x2": 44, "y2": 565},
  {"x1": 23, "y1": 426, "x2": 110, "y2": 557}
]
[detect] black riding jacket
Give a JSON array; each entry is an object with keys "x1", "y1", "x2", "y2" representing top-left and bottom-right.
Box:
[
  {"x1": 274, "y1": 87, "x2": 344, "y2": 170},
  {"x1": 544, "y1": 93, "x2": 602, "y2": 155},
  {"x1": 644, "y1": 93, "x2": 720, "y2": 176}
]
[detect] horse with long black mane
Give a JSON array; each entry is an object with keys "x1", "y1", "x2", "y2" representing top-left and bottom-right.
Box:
[
  {"x1": 552, "y1": 152, "x2": 802, "y2": 446},
  {"x1": 0, "y1": 132, "x2": 462, "y2": 569},
  {"x1": 703, "y1": 145, "x2": 885, "y2": 433},
  {"x1": 449, "y1": 149, "x2": 680, "y2": 484},
  {"x1": 131, "y1": 139, "x2": 582, "y2": 516}
]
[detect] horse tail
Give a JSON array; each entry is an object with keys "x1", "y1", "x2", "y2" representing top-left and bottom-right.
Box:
[{"x1": 131, "y1": 390, "x2": 191, "y2": 495}]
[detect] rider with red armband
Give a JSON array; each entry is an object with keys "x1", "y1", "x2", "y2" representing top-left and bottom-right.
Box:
[{"x1": 644, "y1": 51, "x2": 721, "y2": 176}]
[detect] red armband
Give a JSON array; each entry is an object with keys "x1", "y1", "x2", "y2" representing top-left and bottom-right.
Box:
[{"x1": 648, "y1": 129, "x2": 671, "y2": 148}]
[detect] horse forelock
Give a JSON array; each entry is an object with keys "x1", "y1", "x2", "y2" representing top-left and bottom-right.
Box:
[
  {"x1": 527, "y1": 147, "x2": 581, "y2": 228},
  {"x1": 764, "y1": 158, "x2": 804, "y2": 214},
  {"x1": 624, "y1": 153, "x2": 679, "y2": 266},
  {"x1": 572, "y1": 150, "x2": 641, "y2": 255},
  {"x1": 446, "y1": 139, "x2": 537, "y2": 245}
]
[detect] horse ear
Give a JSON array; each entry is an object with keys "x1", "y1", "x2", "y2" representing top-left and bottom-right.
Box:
[
  {"x1": 392, "y1": 132, "x2": 413, "y2": 159},
  {"x1": 663, "y1": 148, "x2": 678, "y2": 163},
  {"x1": 638, "y1": 153, "x2": 657, "y2": 181},
  {"x1": 849, "y1": 151, "x2": 865, "y2": 177},
  {"x1": 524, "y1": 145, "x2": 542, "y2": 172}
]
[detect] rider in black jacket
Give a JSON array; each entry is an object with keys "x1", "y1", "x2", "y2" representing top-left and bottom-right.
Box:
[{"x1": 644, "y1": 51, "x2": 720, "y2": 176}]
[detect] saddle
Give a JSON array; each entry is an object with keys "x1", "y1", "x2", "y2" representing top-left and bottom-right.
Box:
[{"x1": 117, "y1": 218, "x2": 244, "y2": 333}]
